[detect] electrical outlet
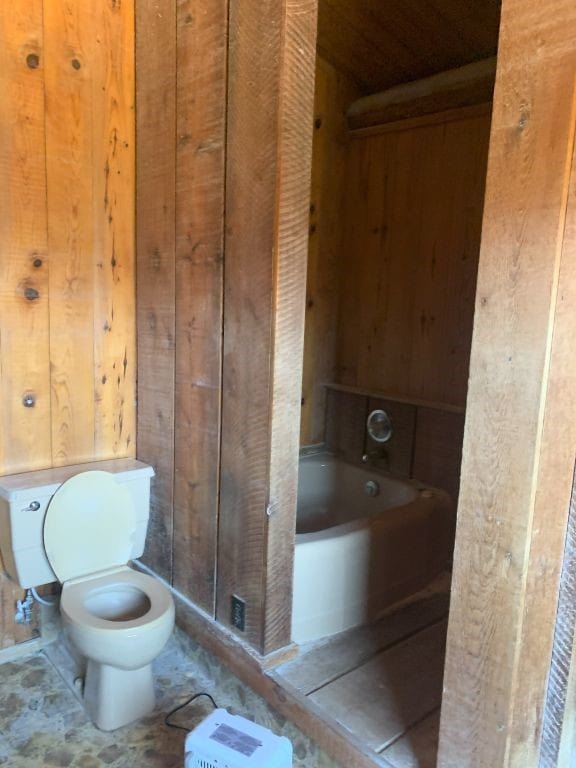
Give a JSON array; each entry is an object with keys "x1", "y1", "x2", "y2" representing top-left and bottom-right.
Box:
[{"x1": 231, "y1": 595, "x2": 246, "y2": 631}]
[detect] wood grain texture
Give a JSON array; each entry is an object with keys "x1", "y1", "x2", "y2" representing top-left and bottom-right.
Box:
[
  {"x1": 438, "y1": 0, "x2": 576, "y2": 764},
  {"x1": 317, "y1": 0, "x2": 501, "y2": 94},
  {"x1": 300, "y1": 57, "x2": 360, "y2": 446},
  {"x1": 412, "y1": 408, "x2": 465, "y2": 502},
  {"x1": 44, "y1": 0, "x2": 135, "y2": 466},
  {"x1": 0, "y1": 1, "x2": 51, "y2": 475},
  {"x1": 92, "y1": 0, "x2": 136, "y2": 460},
  {"x1": 218, "y1": 0, "x2": 317, "y2": 652},
  {"x1": 135, "y1": 0, "x2": 177, "y2": 582},
  {"x1": 217, "y1": 0, "x2": 279, "y2": 646},
  {"x1": 336, "y1": 109, "x2": 491, "y2": 410},
  {"x1": 310, "y1": 621, "x2": 447, "y2": 752},
  {"x1": 172, "y1": 0, "x2": 227, "y2": 614},
  {"x1": 381, "y1": 710, "x2": 440, "y2": 768},
  {"x1": 0, "y1": 0, "x2": 50, "y2": 646},
  {"x1": 278, "y1": 589, "x2": 449, "y2": 694},
  {"x1": 44, "y1": 0, "x2": 96, "y2": 465},
  {"x1": 263, "y1": 0, "x2": 319, "y2": 652}
]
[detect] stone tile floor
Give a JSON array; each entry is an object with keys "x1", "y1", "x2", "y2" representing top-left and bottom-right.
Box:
[{"x1": 0, "y1": 629, "x2": 340, "y2": 768}]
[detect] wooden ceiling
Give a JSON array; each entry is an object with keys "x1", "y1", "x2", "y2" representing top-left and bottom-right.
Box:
[{"x1": 317, "y1": 0, "x2": 502, "y2": 94}]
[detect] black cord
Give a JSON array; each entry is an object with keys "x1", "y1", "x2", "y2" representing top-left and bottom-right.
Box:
[{"x1": 164, "y1": 691, "x2": 219, "y2": 732}]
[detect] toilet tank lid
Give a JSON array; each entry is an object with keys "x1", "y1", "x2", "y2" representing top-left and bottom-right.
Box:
[{"x1": 0, "y1": 459, "x2": 154, "y2": 502}]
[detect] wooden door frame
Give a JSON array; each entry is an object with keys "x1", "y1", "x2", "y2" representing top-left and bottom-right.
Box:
[
  {"x1": 217, "y1": 1, "x2": 576, "y2": 763},
  {"x1": 438, "y1": 0, "x2": 576, "y2": 765}
]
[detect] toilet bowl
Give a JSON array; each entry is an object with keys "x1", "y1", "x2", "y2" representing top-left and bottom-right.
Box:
[
  {"x1": 41, "y1": 470, "x2": 176, "y2": 731},
  {"x1": 60, "y1": 566, "x2": 175, "y2": 731}
]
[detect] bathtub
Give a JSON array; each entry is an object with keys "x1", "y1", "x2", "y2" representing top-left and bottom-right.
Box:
[{"x1": 291, "y1": 453, "x2": 454, "y2": 644}]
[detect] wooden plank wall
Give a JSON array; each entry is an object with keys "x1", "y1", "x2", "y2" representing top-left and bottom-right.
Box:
[
  {"x1": 300, "y1": 57, "x2": 360, "y2": 446},
  {"x1": 336, "y1": 107, "x2": 492, "y2": 411},
  {"x1": 0, "y1": 1, "x2": 134, "y2": 648},
  {"x1": 438, "y1": 0, "x2": 576, "y2": 763},
  {"x1": 135, "y1": 0, "x2": 227, "y2": 612},
  {"x1": 301, "y1": 98, "x2": 492, "y2": 446}
]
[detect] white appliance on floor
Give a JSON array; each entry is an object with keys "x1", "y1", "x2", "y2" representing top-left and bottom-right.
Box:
[
  {"x1": 185, "y1": 709, "x2": 293, "y2": 768},
  {"x1": 0, "y1": 459, "x2": 175, "y2": 731}
]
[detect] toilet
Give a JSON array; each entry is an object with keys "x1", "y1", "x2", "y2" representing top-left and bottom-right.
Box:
[{"x1": 0, "y1": 459, "x2": 175, "y2": 731}]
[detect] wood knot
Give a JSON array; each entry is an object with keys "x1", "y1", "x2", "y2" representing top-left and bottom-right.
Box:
[
  {"x1": 71, "y1": 58, "x2": 82, "y2": 70},
  {"x1": 24, "y1": 287, "x2": 40, "y2": 301},
  {"x1": 26, "y1": 53, "x2": 40, "y2": 69}
]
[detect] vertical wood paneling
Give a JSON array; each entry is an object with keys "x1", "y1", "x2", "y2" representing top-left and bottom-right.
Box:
[
  {"x1": 0, "y1": 1, "x2": 51, "y2": 647},
  {"x1": 44, "y1": 1, "x2": 96, "y2": 465},
  {"x1": 336, "y1": 109, "x2": 491, "y2": 410},
  {"x1": 135, "y1": 0, "x2": 227, "y2": 602},
  {"x1": 438, "y1": 0, "x2": 576, "y2": 763},
  {"x1": 300, "y1": 57, "x2": 359, "y2": 446},
  {"x1": 0, "y1": 2, "x2": 51, "y2": 474},
  {"x1": 92, "y1": 0, "x2": 135, "y2": 459},
  {"x1": 135, "y1": 0, "x2": 176, "y2": 582},
  {"x1": 172, "y1": 0, "x2": 227, "y2": 615}
]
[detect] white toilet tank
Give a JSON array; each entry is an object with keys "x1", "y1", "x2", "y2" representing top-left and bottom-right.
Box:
[{"x1": 0, "y1": 459, "x2": 154, "y2": 589}]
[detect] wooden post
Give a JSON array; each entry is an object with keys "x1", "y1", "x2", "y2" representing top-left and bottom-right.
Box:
[
  {"x1": 217, "y1": 0, "x2": 318, "y2": 654},
  {"x1": 438, "y1": 0, "x2": 576, "y2": 764}
]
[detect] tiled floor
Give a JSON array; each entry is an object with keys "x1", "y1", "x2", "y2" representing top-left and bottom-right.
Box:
[{"x1": 0, "y1": 629, "x2": 341, "y2": 768}]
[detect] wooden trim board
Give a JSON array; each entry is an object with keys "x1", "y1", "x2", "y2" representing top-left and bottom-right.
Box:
[{"x1": 324, "y1": 383, "x2": 466, "y2": 416}]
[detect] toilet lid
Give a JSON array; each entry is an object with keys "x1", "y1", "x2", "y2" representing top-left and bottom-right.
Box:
[{"x1": 44, "y1": 471, "x2": 136, "y2": 583}]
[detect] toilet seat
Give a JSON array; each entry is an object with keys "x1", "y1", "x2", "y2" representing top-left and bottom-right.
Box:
[
  {"x1": 44, "y1": 471, "x2": 137, "y2": 583},
  {"x1": 60, "y1": 566, "x2": 173, "y2": 633}
]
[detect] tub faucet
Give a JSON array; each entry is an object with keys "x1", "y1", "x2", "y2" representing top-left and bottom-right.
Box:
[{"x1": 362, "y1": 447, "x2": 389, "y2": 467}]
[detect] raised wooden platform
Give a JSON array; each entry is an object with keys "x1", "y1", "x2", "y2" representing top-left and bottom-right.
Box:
[
  {"x1": 275, "y1": 581, "x2": 449, "y2": 766},
  {"x1": 172, "y1": 569, "x2": 450, "y2": 768}
]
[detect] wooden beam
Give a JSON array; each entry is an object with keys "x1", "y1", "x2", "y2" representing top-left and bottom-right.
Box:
[
  {"x1": 218, "y1": 0, "x2": 317, "y2": 654},
  {"x1": 438, "y1": 0, "x2": 576, "y2": 764},
  {"x1": 347, "y1": 58, "x2": 496, "y2": 131}
]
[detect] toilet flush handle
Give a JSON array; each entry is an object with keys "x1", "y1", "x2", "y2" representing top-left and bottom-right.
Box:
[{"x1": 23, "y1": 501, "x2": 41, "y2": 512}]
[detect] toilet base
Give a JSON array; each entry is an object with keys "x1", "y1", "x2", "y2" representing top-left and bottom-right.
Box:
[{"x1": 83, "y1": 660, "x2": 155, "y2": 731}]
